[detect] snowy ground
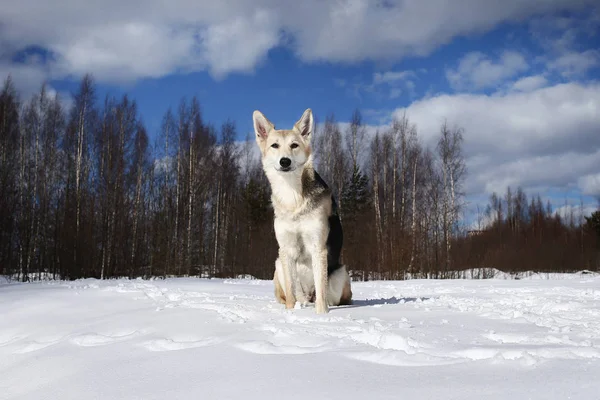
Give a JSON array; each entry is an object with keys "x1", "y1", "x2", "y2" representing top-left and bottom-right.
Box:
[{"x1": 1, "y1": 274, "x2": 600, "y2": 400}]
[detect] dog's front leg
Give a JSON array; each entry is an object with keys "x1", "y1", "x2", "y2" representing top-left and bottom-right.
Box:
[
  {"x1": 279, "y1": 249, "x2": 297, "y2": 309},
  {"x1": 311, "y1": 247, "x2": 329, "y2": 314},
  {"x1": 303, "y1": 217, "x2": 329, "y2": 314}
]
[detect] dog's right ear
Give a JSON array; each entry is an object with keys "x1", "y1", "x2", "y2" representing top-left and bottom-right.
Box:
[{"x1": 253, "y1": 110, "x2": 273, "y2": 144}]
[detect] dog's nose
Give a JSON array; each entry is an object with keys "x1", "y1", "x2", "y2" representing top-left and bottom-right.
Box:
[{"x1": 279, "y1": 158, "x2": 292, "y2": 168}]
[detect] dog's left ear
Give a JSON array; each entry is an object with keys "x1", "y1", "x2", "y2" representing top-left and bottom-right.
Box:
[{"x1": 294, "y1": 108, "x2": 313, "y2": 141}]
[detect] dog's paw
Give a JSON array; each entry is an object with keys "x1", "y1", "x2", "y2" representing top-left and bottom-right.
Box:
[
  {"x1": 315, "y1": 303, "x2": 329, "y2": 314},
  {"x1": 285, "y1": 301, "x2": 296, "y2": 310}
]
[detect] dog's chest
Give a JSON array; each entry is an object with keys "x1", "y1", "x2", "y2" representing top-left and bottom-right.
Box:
[
  {"x1": 270, "y1": 177, "x2": 306, "y2": 213},
  {"x1": 274, "y1": 215, "x2": 323, "y2": 254}
]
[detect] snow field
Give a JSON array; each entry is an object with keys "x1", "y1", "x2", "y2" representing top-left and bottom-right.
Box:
[{"x1": 1, "y1": 275, "x2": 599, "y2": 399}]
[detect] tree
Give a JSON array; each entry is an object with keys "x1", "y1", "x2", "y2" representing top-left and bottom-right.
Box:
[
  {"x1": 212, "y1": 119, "x2": 238, "y2": 276},
  {"x1": 0, "y1": 76, "x2": 20, "y2": 276},
  {"x1": 341, "y1": 165, "x2": 370, "y2": 220},
  {"x1": 585, "y1": 210, "x2": 600, "y2": 238},
  {"x1": 346, "y1": 109, "x2": 366, "y2": 172},
  {"x1": 63, "y1": 74, "x2": 96, "y2": 279},
  {"x1": 129, "y1": 123, "x2": 150, "y2": 277},
  {"x1": 315, "y1": 113, "x2": 347, "y2": 214},
  {"x1": 437, "y1": 121, "x2": 466, "y2": 271},
  {"x1": 370, "y1": 132, "x2": 384, "y2": 275}
]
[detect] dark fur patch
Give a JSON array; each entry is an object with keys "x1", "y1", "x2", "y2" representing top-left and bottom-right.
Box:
[{"x1": 300, "y1": 169, "x2": 344, "y2": 277}]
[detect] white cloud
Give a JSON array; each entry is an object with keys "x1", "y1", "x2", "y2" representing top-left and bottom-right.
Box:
[
  {"x1": 391, "y1": 82, "x2": 600, "y2": 196},
  {"x1": 554, "y1": 203, "x2": 599, "y2": 222},
  {"x1": 548, "y1": 50, "x2": 600, "y2": 77},
  {"x1": 291, "y1": 0, "x2": 594, "y2": 63},
  {"x1": 446, "y1": 51, "x2": 529, "y2": 90},
  {"x1": 0, "y1": 61, "x2": 48, "y2": 96},
  {"x1": 369, "y1": 69, "x2": 416, "y2": 99},
  {"x1": 510, "y1": 75, "x2": 548, "y2": 92},
  {"x1": 0, "y1": 0, "x2": 597, "y2": 83},
  {"x1": 201, "y1": 9, "x2": 281, "y2": 79},
  {"x1": 473, "y1": 150, "x2": 600, "y2": 195},
  {"x1": 52, "y1": 23, "x2": 200, "y2": 82},
  {"x1": 578, "y1": 173, "x2": 600, "y2": 196}
]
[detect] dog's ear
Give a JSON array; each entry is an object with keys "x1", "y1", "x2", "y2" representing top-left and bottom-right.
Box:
[
  {"x1": 253, "y1": 110, "x2": 274, "y2": 144},
  {"x1": 294, "y1": 108, "x2": 313, "y2": 141}
]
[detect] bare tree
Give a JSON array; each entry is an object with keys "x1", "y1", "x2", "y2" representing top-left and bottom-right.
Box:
[
  {"x1": 346, "y1": 109, "x2": 366, "y2": 172},
  {"x1": 130, "y1": 123, "x2": 149, "y2": 276},
  {"x1": 437, "y1": 121, "x2": 466, "y2": 272},
  {"x1": 370, "y1": 132, "x2": 384, "y2": 275},
  {"x1": 71, "y1": 75, "x2": 96, "y2": 277}
]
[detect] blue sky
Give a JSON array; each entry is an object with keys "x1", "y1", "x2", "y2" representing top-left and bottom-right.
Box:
[{"x1": 1, "y1": 0, "x2": 599, "y2": 218}]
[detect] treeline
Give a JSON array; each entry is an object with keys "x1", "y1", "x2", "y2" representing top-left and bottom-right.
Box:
[
  {"x1": 0, "y1": 74, "x2": 277, "y2": 281},
  {"x1": 0, "y1": 75, "x2": 598, "y2": 282},
  {"x1": 454, "y1": 189, "x2": 600, "y2": 275}
]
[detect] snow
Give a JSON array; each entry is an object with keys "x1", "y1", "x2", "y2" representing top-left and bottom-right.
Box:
[{"x1": 1, "y1": 275, "x2": 600, "y2": 399}]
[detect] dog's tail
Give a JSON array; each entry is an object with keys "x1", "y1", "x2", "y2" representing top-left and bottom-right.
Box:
[{"x1": 328, "y1": 265, "x2": 352, "y2": 306}]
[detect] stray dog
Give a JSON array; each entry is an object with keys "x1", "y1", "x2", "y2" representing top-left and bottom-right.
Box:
[{"x1": 253, "y1": 108, "x2": 352, "y2": 314}]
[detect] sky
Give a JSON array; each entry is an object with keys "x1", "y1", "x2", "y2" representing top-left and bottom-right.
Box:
[{"x1": 1, "y1": 0, "x2": 599, "y2": 219}]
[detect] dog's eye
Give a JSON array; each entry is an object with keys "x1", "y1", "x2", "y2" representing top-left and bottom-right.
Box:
[
  {"x1": 271, "y1": 143, "x2": 279, "y2": 149},
  {"x1": 290, "y1": 143, "x2": 299, "y2": 149}
]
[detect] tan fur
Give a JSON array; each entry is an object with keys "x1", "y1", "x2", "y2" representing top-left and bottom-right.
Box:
[{"x1": 273, "y1": 270, "x2": 286, "y2": 304}]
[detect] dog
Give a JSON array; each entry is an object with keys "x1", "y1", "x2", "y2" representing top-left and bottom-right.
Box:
[{"x1": 253, "y1": 108, "x2": 352, "y2": 314}]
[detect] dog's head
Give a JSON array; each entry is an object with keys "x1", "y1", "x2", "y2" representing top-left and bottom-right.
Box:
[{"x1": 253, "y1": 108, "x2": 313, "y2": 173}]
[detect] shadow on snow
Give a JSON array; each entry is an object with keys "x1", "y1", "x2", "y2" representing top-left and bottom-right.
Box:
[{"x1": 337, "y1": 296, "x2": 431, "y2": 309}]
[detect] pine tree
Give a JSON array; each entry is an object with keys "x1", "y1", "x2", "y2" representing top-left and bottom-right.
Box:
[
  {"x1": 341, "y1": 165, "x2": 369, "y2": 220},
  {"x1": 243, "y1": 178, "x2": 271, "y2": 225},
  {"x1": 585, "y1": 210, "x2": 600, "y2": 238}
]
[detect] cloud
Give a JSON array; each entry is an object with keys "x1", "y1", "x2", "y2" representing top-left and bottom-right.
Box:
[
  {"x1": 291, "y1": 0, "x2": 595, "y2": 63},
  {"x1": 529, "y1": 11, "x2": 600, "y2": 78},
  {"x1": 578, "y1": 173, "x2": 600, "y2": 196},
  {"x1": 391, "y1": 82, "x2": 600, "y2": 196},
  {"x1": 389, "y1": 88, "x2": 403, "y2": 99},
  {"x1": 0, "y1": 61, "x2": 48, "y2": 96},
  {"x1": 333, "y1": 69, "x2": 417, "y2": 101},
  {"x1": 201, "y1": 10, "x2": 281, "y2": 79},
  {"x1": 1, "y1": 0, "x2": 597, "y2": 84},
  {"x1": 52, "y1": 23, "x2": 201, "y2": 82},
  {"x1": 446, "y1": 51, "x2": 529, "y2": 90},
  {"x1": 370, "y1": 69, "x2": 417, "y2": 99},
  {"x1": 529, "y1": 10, "x2": 600, "y2": 53},
  {"x1": 510, "y1": 75, "x2": 548, "y2": 92},
  {"x1": 548, "y1": 50, "x2": 600, "y2": 77},
  {"x1": 373, "y1": 71, "x2": 415, "y2": 85},
  {"x1": 554, "y1": 203, "x2": 599, "y2": 221}
]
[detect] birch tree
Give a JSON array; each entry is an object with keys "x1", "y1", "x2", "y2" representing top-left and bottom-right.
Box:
[{"x1": 437, "y1": 121, "x2": 466, "y2": 271}]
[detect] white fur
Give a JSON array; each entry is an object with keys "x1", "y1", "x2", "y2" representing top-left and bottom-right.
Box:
[
  {"x1": 275, "y1": 260, "x2": 350, "y2": 307},
  {"x1": 273, "y1": 208, "x2": 329, "y2": 313}
]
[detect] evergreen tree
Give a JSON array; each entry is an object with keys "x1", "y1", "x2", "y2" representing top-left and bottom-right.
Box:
[
  {"x1": 341, "y1": 165, "x2": 370, "y2": 219},
  {"x1": 243, "y1": 177, "x2": 271, "y2": 225},
  {"x1": 585, "y1": 210, "x2": 600, "y2": 238}
]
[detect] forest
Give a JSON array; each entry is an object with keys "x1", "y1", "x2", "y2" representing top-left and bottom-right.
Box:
[{"x1": 1, "y1": 74, "x2": 599, "y2": 282}]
